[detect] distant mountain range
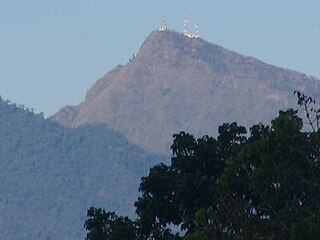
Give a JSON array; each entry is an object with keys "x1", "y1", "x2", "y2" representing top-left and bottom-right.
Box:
[
  {"x1": 51, "y1": 30, "x2": 320, "y2": 154},
  {"x1": 0, "y1": 99, "x2": 165, "y2": 240}
]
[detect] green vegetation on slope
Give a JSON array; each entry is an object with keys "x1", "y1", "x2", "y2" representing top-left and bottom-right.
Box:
[
  {"x1": 0, "y1": 97, "x2": 165, "y2": 240},
  {"x1": 84, "y1": 93, "x2": 320, "y2": 240}
]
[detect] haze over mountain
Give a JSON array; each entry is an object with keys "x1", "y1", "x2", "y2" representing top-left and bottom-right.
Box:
[
  {"x1": 52, "y1": 30, "x2": 320, "y2": 154},
  {"x1": 0, "y1": 99, "x2": 165, "y2": 240}
]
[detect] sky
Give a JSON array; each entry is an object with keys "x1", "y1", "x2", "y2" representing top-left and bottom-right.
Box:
[{"x1": 1, "y1": 1, "x2": 320, "y2": 117}]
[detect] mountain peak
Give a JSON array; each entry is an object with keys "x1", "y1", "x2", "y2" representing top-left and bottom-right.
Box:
[
  {"x1": 137, "y1": 29, "x2": 224, "y2": 63},
  {"x1": 51, "y1": 30, "x2": 320, "y2": 154}
]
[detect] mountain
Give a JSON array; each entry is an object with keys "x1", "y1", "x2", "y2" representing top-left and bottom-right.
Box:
[
  {"x1": 51, "y1": 30, "x2": 320, "y2": 154},
  {"x1": 0, "y1": 98, "x2": 165, "y2": 240}
]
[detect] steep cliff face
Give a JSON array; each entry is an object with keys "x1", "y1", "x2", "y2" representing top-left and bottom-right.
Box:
[{"x1": 51, "y1": 30, "x2": 320, "y2": 154}]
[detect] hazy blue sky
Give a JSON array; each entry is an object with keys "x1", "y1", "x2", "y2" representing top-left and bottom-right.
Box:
[{"x1": 1, "y1": 1, "x2": 320, "y2": 116}]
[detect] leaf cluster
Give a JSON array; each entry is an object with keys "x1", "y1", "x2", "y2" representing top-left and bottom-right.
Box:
[{"x1": 85, "y1": 93, "x2": 320, "y2": 240}]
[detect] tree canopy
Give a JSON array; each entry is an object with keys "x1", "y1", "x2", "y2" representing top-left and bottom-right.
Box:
[{"x1": 85, "y1": 92, "x2": 320, "y2": 240}]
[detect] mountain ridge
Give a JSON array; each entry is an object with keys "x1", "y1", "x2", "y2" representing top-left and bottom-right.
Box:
[
  {"x1": 0, "y1": 98, "x2": 165, "y2": 240},
  {"x1": 52, "y1": 29, "x2": 320, "y2": 154}
]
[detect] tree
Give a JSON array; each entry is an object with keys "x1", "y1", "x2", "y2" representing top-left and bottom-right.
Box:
[
  {"x1": 222, "y1": 109, "x2": 320, "y2": 239},
  {"x1": 133, "y1": 123, "x2": 250, "y2": 239},
  {"x1": 84, "y1": 207, "x2": 137, "y2": 240},
  {"x1": 84, "y1": 92, "x2": 320, "y2": 240},
  {"x1": 135, "y1": 109, "x2": 319, "y2": 239}
]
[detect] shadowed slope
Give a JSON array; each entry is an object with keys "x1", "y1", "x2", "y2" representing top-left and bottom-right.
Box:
[{"x1": 0, "y1": 99, "x2": 165, "y2": 240}]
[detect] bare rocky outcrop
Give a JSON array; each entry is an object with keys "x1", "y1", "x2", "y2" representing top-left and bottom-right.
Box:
[{"x1": 51, "y1": 30, "x2": 320, "y2": 154}]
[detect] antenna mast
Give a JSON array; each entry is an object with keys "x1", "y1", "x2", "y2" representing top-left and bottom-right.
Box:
[
  {"x1": 163, "y1": 18, "x2": 167, "y2": 30},
  {"x1": 195, "y1": 23, "x2": 200, "y2": 38},
  {"x1": 184, "y1": 10, "x2": 189, "y2": 36},
  {"x1": 159, "y1": 18, "x2": 168, "y2": 32}
]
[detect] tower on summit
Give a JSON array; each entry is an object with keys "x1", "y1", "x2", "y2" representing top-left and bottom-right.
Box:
[
  {"x1": 183, "y1": 11, "x2": 200, "y2": 38},
  {"x1": 158, "y1": 19, "x2": 168, "y2": 31},
  {"x1": 158, "y1": 12, "x2": 200, "y2": 38},
  {"x1": 184, "y1": 10, "x2": 189, "y2": 36},
  {"x1": 195, "y1": 23, "x2": 200, "y2": 38}
]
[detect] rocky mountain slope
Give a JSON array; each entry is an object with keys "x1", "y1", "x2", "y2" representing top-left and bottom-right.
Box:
[
  {"x1": 0, "y1": 98, "x2": 165, "y2": 240},
  {"x1": 51, "y1": 30, "x2": 320, "y2": 154}
]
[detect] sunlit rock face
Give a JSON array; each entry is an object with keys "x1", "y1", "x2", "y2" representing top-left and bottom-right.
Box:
[{"x1": 52, "y1": 30, "x2": 320, "y2": 154}]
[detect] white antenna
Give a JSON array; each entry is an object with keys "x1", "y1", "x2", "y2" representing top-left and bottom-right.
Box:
[
  {"x1": 159, "y1": 18, "x2": 168, "y2": 32},
  {"x1": 184, "y1": 10, "x2": 189, "y2": 36},
  {"x1": 195, "y1": 23, "x2": 200, "y2": 38}
]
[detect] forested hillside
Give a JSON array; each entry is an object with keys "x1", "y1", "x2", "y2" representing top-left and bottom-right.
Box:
[{"x1": 0, "y1": 98, "x2": 165, "y2": 240}]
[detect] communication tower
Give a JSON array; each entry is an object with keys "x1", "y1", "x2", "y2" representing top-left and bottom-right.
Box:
[
  {"x1": 159, "y1": 19, "x2": 168, "y2": 31},
  {"x1": 163, "y1": 19, "x2": 167, "y2": 30},
  {"x1": 183, "y1": 11, "x2": 200, "y2": 38},
  {"x1": 195, "y1": 23, "x2": 200, "y2": 38},
  {"x1": 184, "y1": 10, "x2": 189, "y2": 36}
]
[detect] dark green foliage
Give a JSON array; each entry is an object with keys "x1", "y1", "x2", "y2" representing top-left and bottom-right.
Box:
[
  {"x1": 134, "y1": 122, "x2": 249, "y2": 239},
  {"x1": 0, "y1": 98, "x2": 165, "y2": 240},
  {"x1": 221, "y1": 109, "x2": 320, "y2": 239},
  {"x1": 84, "y1": 207, "x2": 137, "y2": 240},
  {"x1": 86, "y1": 93, "x2": 320, "y2": 240},
  {"x1": 291, "y1": 217, "x2": 320, "y2": 240}
]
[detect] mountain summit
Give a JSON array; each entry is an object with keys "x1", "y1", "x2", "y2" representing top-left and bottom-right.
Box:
[{"x1": 51, "y1": 30, "x2": 320, "y2": 154}]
